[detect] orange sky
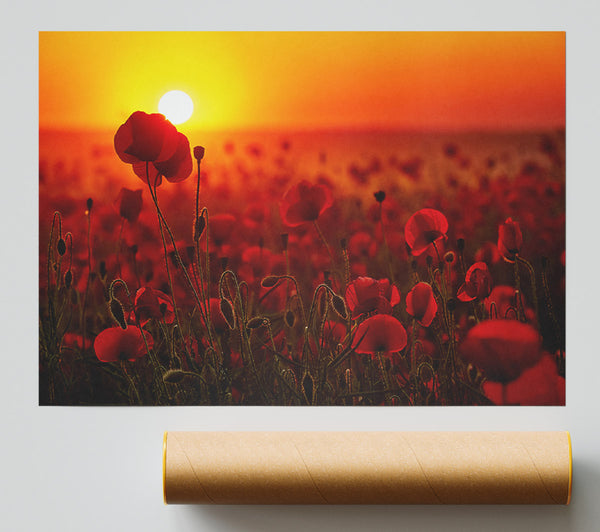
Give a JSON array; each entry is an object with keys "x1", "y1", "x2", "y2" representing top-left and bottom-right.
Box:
[{"x1": 39, "y1": 31, "x2": 565, "y2": 132}]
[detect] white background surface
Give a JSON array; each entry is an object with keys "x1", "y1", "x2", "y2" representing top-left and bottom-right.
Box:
[{"x1": 2, "y1": 2, "x2": 599, "y2": 530}]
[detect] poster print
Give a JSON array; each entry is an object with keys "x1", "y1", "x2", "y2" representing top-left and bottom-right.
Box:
[{"x1": 39, "y1": 32, "x2": 565, "y2": 406}]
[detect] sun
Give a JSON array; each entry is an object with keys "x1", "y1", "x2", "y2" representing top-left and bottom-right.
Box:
[{"x1": 158, "y1": 90, "x2": 194, "y2": 125}]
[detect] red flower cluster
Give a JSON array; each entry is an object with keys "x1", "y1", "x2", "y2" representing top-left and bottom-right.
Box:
[
  {"x1": 345, "y1": 277, "x2": 400, "y2": 319},
  {"x1": 457, "y1": 262, "x2": 493, "y2": 302},
  {"x1": 459, "y1": 320, "x2": 542, "y2": 383},
  {"x1": 406, "y1": 282, "x2": 437, "y2": 327},
  {"x1": 279, "y1": 180, "x2": 333, "y2": 226},
  {"x1": 94, "y1": 326, "x2": 153, "y2": 363},
  {"x1": 404, "y1": 208, "x2": 448, "y2": 256},
  {"x1": 131, "y1": 287, "x2": 175, "y2": 326},
  {"x1": 352, "y1": 314, "x2": 407, "y2": 355},
  {"x1": 114, "y1": 111, "x2": 192, "y2": 186}
]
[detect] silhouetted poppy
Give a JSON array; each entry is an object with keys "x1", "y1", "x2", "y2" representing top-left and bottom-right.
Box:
[
  {"x1": 404, "y1": 208, "x2": 448, "y2": 256},
  {"x1": 459, "y1": 320, "x2": 542, "y2": 383},
  {"x1": 132, "y1": 131, "x2": 192, "y2": 185},
  {"x1": 497, "y1": 217, "x2": 523, "y2": 262},
  {"x1": 131, "y1": 287, "x2": 174, "y2": 326},
  {"x1": 116, "y1": 187, "x2": 143, "y2": 223},
  {"x1": 93, "y1": 326, "x2": 153, "y2": 363},
  {"x1": 483, "y1": 354, "x2": 565, "y2": 405},
  {"x1": 351, "y1": 314, "x2": 407, "y2": 355},
  {"x1": 279, "y1": 180, "x2": 333, "y2": 226},
  {"x1": 345, "y1": 277, "x2": 400, "y2": 319},
  {"x1": 114, "y1": 111, "x2": 192, "y2": 186},
  {"x1": 457, "y1": 262, "x2": 493, "y2": 302},
  {"x1": 406, "y1": 282, "x2": 437, "y2": 327},
  {"x1": 114, "y1": 111, "x2": 179, "y2": 163}
]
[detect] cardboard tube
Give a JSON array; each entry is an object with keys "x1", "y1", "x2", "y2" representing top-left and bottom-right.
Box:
[{"x1": 163, "y1": 431, "x2": 571, "y2": 505}]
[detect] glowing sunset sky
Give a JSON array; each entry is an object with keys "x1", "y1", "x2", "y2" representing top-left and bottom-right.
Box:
[{"x1": 39, "y1": 31, "x2": 565, "y2": 132}]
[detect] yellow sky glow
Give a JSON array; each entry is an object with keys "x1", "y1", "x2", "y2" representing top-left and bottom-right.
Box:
[{"x1": 39, "y1": 31, "x2": 565, "y2": 132}]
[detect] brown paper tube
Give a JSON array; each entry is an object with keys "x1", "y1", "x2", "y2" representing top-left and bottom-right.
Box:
[{"x1": 163, "y1": 431, "x2": 572, "y2": 505}]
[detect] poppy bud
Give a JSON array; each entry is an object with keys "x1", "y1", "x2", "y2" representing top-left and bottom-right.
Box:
[
  {"x1": 457, "y1": 238, "x2": 465, "y2": 252},
  {"x1": 219, "y1": 298, "x2": 236, "y2": 330},
  {"x1": 331, "y1": 294, "x2": 348, "y2": 319},
  {"x1": 163, "y1": 369, "x2": 186, "y2": 383},
  {"x1": 99, "y1": 261, "x2": 107, "y2": 279},
  {"x1": 498, "y1": 218, "x2": 523, "y2": 261},
  {"x1": 302, "y1": 372, "x2": 314, "y2": 404},
  {"x1": 57, "y1": 238, "x2": 66, "y2": 256},
  {"x1": 86, "y1": 198, "x2": 93, "y2": 212},
  {"x1": 261, "y1": 276, "x2": 280, "y2": 288},
  {"x1": 374, "y1": 190, "x2": 386, "y2": 203},
  {"x1": 246, "y1": 317, "x2": 265, "y2": 330},
  {"x1": 64, "y1": 270, "x2": 73, "y2": 289},
  {"x1": 444, "y1": 251, "x2": 455, "y2": 263},
  {"x1": 109, "y1": 298, "x2": 127, "y2": 329},
  {"x1": 193, "y1": 146, "x2": 205, "y2": 161},
  {"x1": 284, "y1": 310, "x2": 296, "y2": 328},
  {"x1": 281, "y1": 233, "x2": 289, "y2": 251},
  {"x1": 130, "y1": 244, "x2": 138, "y2": 256},
  {"x1": 193, "y1": 216, "x2": 205, "y2": 241}
]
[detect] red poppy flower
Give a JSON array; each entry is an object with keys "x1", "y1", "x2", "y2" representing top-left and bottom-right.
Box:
[
  {"x1": 484, "y1": 285, "x2": 535, "y2": 322},
  {"x1": 497, "y1": 217, "x2": 523, "y2": 262},
  {"x1": 93, "y1": 326, "x2": 153, "y2": 363},
  {"x1": 351, "y1": 314, "x2": 407, "y2": 355},
  {"x1": 114, "y1": 111, "x2": 179, "y2": 163},
  {"x1": 457, "y1": 262, "x2": 493, "y2": 302},
  {"x1": 406, "y1": 282, "x2": 437, "y2": 327},
  {"x1": 114, "y1": 111, "x2": 192, "y2": 186},
  {"x1": 483, "y1": 354, "x2": 565, "y2": 405},
  {"x1": 279, "y1": 180, "x2": 333, "y2": 226},
  {"x1": 404, "y1": 208, "x2": 448, "y2": 256},
  {"x1": 345, "y1": 277, "x2": 400, "y2": 319},
  {"x1": 116, "y1": 187, "x2": 143, "y2": 223},
  {"x1": 459, "y1": 320, "x2": 542, "y2": 383},
  {"x1": 131, "y1": 287, "x2": 175, "y2": 326}
]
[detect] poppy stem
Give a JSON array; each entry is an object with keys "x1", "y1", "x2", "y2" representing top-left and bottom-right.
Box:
[
  {"x1": 541, "y1": 259, "x2": 564, "y2": 363},
  {"x1": 379, "y1": 203, "x2": 395, "y2": 284},
  {"x1": 516, "y1": 255, "x2": 539, "y2": 323},
  {"x1": 144, "y1": 169, "x2": 198, "y2": 372},
  {"x1": 120, "y1": 361, "x2": 142, "y2": 405},
  {"x1": 513, "y1": 255, "x2": 524, "y2": 321},
  {"x1": 115, "y1": 218, "x2": 125, "y2": 279},
  {"x1": 313, "y1": 220, "x2": 335, "y2": 268},
  {"x1": 376, "y1": 351, "x2": 392, "y2": 405},
  {"x1": 81, "y1": 205, "x2": 93, "y2": 357}
]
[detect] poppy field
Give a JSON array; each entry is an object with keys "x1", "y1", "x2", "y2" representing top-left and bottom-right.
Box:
[{"x1": 39, "y1": 115, "x2": 565, "y2": 406}]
